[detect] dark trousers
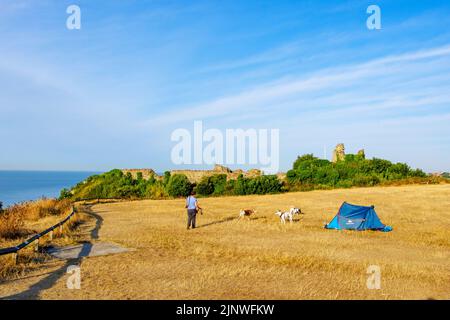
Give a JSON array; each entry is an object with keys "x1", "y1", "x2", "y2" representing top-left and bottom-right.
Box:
[{"x1": 187, "y1": 209, "x2": 197, "y2": 229}]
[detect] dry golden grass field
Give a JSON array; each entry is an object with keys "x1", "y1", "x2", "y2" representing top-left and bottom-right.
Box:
[{"x1": 1, "y1": 184, "x2": 449, "y2": 300}]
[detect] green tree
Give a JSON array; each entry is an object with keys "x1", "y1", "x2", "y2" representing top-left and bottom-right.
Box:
[
  {"x1": 287, "y1": 152, "x2": 426, "y2": 190},
  {"x1": 234, "y1": 174, "x2": 247, "y2": 195},
  {"x1": 163, "y1": 171, "x2": 171, "y2": 186},
  {"x1": 409, "y1": 168, "x2": 427, "y2": 178},
  {"x1": 196, "y1": 176, "x2": 215, "y2": 196},
  {"x1": 293, "y1": 154, "x2": 316, "y2": 170},
  {"x1": 166, "y1": 174, "x2": 193, "y2": 197},
  {"x1": 370, "y1": 158, "x2": 393, "y2": 174},
  {"x1": 59, "y1": 188, "x2": 72, "y2": 200},
  {"x1": 210, "y1": 174, "x2": 227, "y2": 195}
]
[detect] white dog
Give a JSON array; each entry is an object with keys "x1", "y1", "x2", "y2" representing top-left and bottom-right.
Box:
[
  {"x1": 290, "y1": 207, "x2": 302, "y2": 215},
  {"x1": 275, "y1": 209, "x2": 293, "y2": 224},
  {"x1": 275, "y1": 207, "x2": 302, "y2": 224}
]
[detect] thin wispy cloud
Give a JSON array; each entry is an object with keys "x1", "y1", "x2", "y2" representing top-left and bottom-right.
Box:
[
  {"x1": 149, "y1": 44, "x2": 450, "y2": 126},
  {"x1": 0, "y1": 0, "x2": 449, "y2": 172}
]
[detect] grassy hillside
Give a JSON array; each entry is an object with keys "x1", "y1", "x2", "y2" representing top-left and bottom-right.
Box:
[{"x1": 62, "y1": 153, "x2": 438, "y2": 202}]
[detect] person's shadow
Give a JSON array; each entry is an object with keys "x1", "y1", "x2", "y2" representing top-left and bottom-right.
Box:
[
  {"x1": 197, "y1": 216, "x2": 236, "y2": 228},
  {"x1": 0, "y1": 204, "x2": 103, "y2": 300}
]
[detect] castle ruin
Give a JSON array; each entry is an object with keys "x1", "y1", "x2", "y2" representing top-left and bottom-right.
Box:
[
  {"x1": 121, "y1": 164, "x2": 268, "y2": 184},
  {"x1": 332, "y1": 143, "x2": 346, "y2": 163}
]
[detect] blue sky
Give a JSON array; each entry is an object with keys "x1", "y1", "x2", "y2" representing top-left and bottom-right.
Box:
[{"x1": 1, "y1": 0, "x2": 450, "y2": 173}]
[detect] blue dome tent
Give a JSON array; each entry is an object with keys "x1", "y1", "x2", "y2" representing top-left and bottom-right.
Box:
[{"x1": 325, "y1": 202, "x2": 392, "y2": 232}]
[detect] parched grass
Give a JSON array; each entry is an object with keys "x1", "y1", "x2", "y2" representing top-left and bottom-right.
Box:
[
  {"x1": 0, "y1": 207, "x2": 25, "y2": 239},
  {"x1": 19, "y1": 198, "x2": 72, "y2": 221},
  {"x1": 21, "y1": 184, "x2": 447, "y2": 300},
  {"x1": 0, "y1": 200, "x2": 84, "y2": 281},
  {"x1": 0, "y1": 198, "x2": 72, "y2": 239},
  {"x1": 1, "y1": 184, "x2": 449, "y2": 300}
]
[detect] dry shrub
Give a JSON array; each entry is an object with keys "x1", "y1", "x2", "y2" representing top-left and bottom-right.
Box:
[
  {"x1": 0, "y1": 198, "x2": 72, "y2": 240},
  {"x1": 147, "y1": 184, "x2": 167, "y2": 199},
  {"x1": 0, "y1": 209, "x2": 86, "y2": 281},
  {"x1": 53, "y1": 198, "x2": 72, "y2": 215},
  {"x1": 381, "y1": 176, "x2": 449, "y2": 186},
  {"x1": 0, "y1": 206, "x2": 25, "y2": 239},
  {"x1": 18, "y1": 198, "x2": 72, "y2": 221},
  {"x1": 0, "y1": 198, "x2": 80, "y2": 282}
]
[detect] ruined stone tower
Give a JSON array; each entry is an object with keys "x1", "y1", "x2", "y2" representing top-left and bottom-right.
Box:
[
  {"x1": 332, "y1": 143, "x2": 346, "y2": 163},
  {"x1": 357, "y1": 149, "x2": 366, "y2": 159}
]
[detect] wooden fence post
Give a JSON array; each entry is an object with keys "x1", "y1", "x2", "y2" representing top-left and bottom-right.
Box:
[
  {"x1": 59, "y1": 225, "x2": 63, "y2": 235},
  {"x1": 34, "y1": 239, "x2": 39, "y2": 252},
  {"x1": 49, "y1": 230, "x2": 54, "y2": 241}
]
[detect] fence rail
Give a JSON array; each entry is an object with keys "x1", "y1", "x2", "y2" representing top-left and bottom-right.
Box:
[{"x1": 0, "y1": 207, "x2": 76, "y2": 263}]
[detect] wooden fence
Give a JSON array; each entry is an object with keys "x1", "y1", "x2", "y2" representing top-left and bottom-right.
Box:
[{"x1": 0, "y1": 207, "x2": 77, "y2": 264}]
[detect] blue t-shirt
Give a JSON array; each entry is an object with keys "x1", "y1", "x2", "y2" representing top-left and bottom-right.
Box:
[{"x1": 186, "y1": 196, "x2": 197, "y2": 210}]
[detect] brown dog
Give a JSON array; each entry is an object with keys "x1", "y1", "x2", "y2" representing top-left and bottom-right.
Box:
[{"x1": 239, "y1": 209, "x2": 256, "y2": 219}]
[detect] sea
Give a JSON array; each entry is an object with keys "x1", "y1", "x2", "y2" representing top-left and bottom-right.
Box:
[{"x1": 0, "y1": 171, "x2": 99, "y2": 208}]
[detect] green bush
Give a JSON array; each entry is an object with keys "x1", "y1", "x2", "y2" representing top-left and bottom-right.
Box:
[
  {"x1": 65, "y1": 169, "x2": 284, "y2": 200},
  {"x1": 146, "y1": 183, "x2": 167, "y2": 199},
  {"x1": 293, "y1": 154, "x2": 316, "y2": 170},
  {"x1": 68, "y1": 169, "x2": 160, "y2": 200},
  {"x1": 63, "y1": 151, "x2": 428, "y2": 202},
  {"x1": 210, "y1": 174, "x2": 227, "y2": 195},
  {"x1": 166, "y1": 174, "x2": 193, "y2": 197},
  {"x1": 196, "y1": 176, "x2": 215, "y2": 196},
  {"x1": 249, "y1": 175, "x2": 282, "y2": 194},
  {"x1": 352, "y1": 174, "x2": 380, "y2": 187},
  {"x1": 225, "y1": 179, "x2": 236, "y2": 194},
  {"x1": 232, "y1": 174, "x2": 282, "y2": 195},
  {"x1": 196, "y1": 174, "x2": 228, "y2": 196},
  {"x1": 287, "y1": 153, "x2": 426, "y2": 190},
  {"x1": 59, "y1": 188, "x2": 72, "y2": 200},
  {"x1": 234, "y1": 174, "x2": 247, "y2": 195},
  {"x1": 163, "y1": 171, "x2": 171, "y2": 186},
  {"x1": 409, "y1": 168, "x2": 427, "y2": 178}
]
